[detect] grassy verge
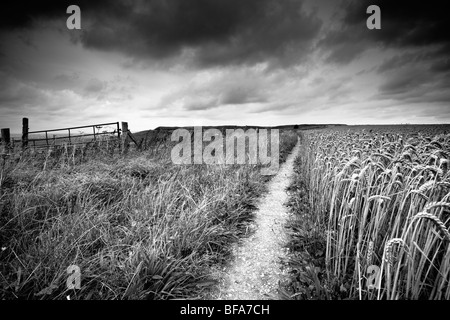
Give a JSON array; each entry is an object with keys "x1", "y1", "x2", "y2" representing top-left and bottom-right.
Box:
[
  {"x1": 281, "y1": 154, "x2": 341, "y2": 299},
  {"x1": 0, "y1": 128, "x2": 298, "y2": 300}
]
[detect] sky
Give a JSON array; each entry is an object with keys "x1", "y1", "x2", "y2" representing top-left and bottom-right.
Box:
[{"x1": 0, "y1": 0, "x2": 449, "y2": 132}]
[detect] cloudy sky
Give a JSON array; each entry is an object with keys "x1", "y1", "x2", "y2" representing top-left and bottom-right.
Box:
[{"x1": 0, "y1": 0, "x2": 449, "y2": 132}]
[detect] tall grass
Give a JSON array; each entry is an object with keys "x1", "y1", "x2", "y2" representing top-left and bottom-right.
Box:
[
  {"x1": 284, "y1": 126, "x2": 450, "y2": 299},
  {"x1": 0, "y1": 128, "x2": 298, "y2": 299}
]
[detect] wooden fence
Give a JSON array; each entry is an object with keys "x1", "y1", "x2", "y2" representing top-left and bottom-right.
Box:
[{"x1": 0, "y1": 118, "x2": 140, "y2": 154}]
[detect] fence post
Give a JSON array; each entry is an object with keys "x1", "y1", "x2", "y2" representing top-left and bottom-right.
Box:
[
  {"x1": 22, "y1": 117, "x2": 29, "y2": 151},
  {"x1": 1, "y1": 128, "x2": 11, "y2": 153},
  {"x1": 116, "y1": 122, "x2": 120, "y2": 152},
  {"x1": 121, "y1": 122, "x2": 129, "y2": 154}
]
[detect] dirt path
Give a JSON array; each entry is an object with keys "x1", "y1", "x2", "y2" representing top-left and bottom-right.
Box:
[{"x1": 210, "y1": 139, "x2": 300, "y2": 300}]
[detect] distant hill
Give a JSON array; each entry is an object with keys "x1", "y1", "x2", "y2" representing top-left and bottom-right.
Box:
[
  {"x1": 151, "y1": 124, "x2": 344, "y2": 131},
  {"x1": 272, "y1": 124, "x2": 347, "y2": 130},
  {"x1": 130, "y1": 124, "x2": 345, "y2": 141}
]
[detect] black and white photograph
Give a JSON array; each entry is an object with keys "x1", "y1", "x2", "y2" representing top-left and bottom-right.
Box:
[{"x1": 0, "y1": 0, "x2": 449, "y2": 311}]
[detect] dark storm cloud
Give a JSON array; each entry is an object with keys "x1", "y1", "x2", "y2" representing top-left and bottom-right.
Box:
[
  {"x1": 430, "y1": 58, "x2": 450, "y2": 73},
  {"x1": 157, "y1": 70, "x2": 270, "y2": 112},
  {"x1": 376, "y1": 64, "x2": 450, "y2": 104},
  {"x1": 320, "y1": 0, "x2": 450, "y2": 64},
  {"x1": 316, "y1": 0, "x2": 450, "y2": 105},
  {"x1": 342, "y1": 0, "x2": 450, "y2": 47},
  {"x1": 0, "y1": 0, "x2": 322, "y2": 68},
  {"x1": 377, "y1": 59, "x2": 450, "y2": 105},
  {"x1": 378, "y1": 69, "x2": 431, "y2": 95},
  {"x1": 377, "y1": 53, "x2": 421, "y2": 74},
  {"x1": 0, "y1": 1, "x2": 112, "y2": 30},
  {"x1": 220, "y1": 86, "x2": 267, "y2": 105},
  {"x1": 377, "y1": 51, "x2": 450, "y2": 75}
]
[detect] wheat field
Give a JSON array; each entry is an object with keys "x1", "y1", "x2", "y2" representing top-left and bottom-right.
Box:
[{"x1": 284, "y1": 125, "x2": 450, "y2": 300}]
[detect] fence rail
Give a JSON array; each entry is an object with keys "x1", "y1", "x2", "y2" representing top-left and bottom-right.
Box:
[
  {"x1": 1, "y1": 118, "x2": 139, "y2": 154},
  {"x1": 26, "y1": 121, "x2": 121, "y2": 149}
]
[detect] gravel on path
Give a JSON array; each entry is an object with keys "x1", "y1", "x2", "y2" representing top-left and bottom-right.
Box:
[{"x1": 211, "y1": 139, "x2": 300, "y2": 300}]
